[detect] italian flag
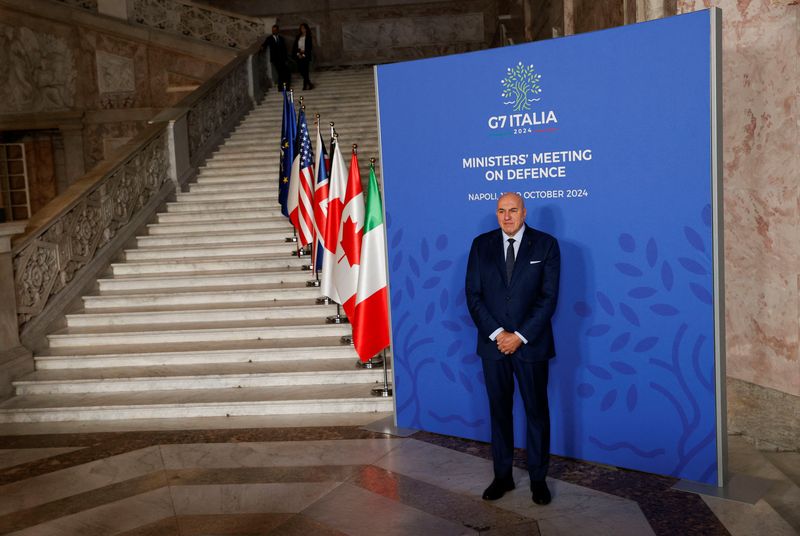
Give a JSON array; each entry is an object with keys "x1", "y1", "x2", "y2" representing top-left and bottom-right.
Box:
[{"x1": 352, "y1": 163, "x2": 390, "y2": 361}]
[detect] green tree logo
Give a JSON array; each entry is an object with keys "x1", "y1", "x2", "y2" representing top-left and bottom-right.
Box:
[{"x1": 501, "y1": 62, "x2": 542, "y2": 111}]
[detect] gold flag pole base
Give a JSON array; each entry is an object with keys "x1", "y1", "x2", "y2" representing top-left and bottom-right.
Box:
[
  {"x1": 317, "y1": 296, "x2": 333, "y2": 305},
  {"x1": 356, "y1": 356, "x2": 384, "y2": 369},
  {"x1": 371, "y1": 349, "x2": 392, "y2": 397},
  {"x1": 340, "y1": 335, "x2": 353, "y2": 345}
]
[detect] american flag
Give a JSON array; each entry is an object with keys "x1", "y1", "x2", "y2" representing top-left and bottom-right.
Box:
[{"x1": 289, "y1": 109, "x2": 315, "y2": 247}]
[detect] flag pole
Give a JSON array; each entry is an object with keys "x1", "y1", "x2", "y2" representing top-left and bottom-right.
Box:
[
  {"x1": 317, "y1": 128, "x2": 337, "y2": 306},
  {"x1": 307, "y1": 113, "x2": 322, "y2": 287},
  {"x1": 357, "y1": 156, "x2": 385, "y2": 371},
  {"x1": 336, "y1": 145, "x2": 360, "y2": 341},
  {"x1": 292, "y1": 102, "x2": 308, "y2": 263},
  {"x1": 371, "y1": 349, "x2": 392, "y2": 397}
]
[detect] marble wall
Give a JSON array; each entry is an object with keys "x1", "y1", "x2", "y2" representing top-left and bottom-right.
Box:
[
  {"x1": 0, "y1": 22, "x2": 77, "y2": 113},
  {"x1": 197, "y1": 0, "x2": 498, "y2": 65},
  {"x1": 677, "y1": 0, "x2": 799, "y2": 399},
  {"x1": 0, "y1": 0, "x2": 234, "y2": 189}
]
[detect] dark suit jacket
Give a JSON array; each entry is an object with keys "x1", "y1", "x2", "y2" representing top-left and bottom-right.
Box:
[
  {"x1": 265, "y1": 34, "x2": 288, "y2": 64},
  {"x1": 465, "y1": 225, "x2": 560, "y2": 362},
  {"x1": 291, "y1": 34, "x2": 313, "y2": 61}
]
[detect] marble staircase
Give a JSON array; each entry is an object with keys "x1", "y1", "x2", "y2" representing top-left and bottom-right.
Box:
[{"x1": 0, "y1": 69, "x2": 392, "y2": 424}]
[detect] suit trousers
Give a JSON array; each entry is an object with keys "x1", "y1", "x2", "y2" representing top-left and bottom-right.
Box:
[
  {"x1": 482, "y1": 357, "x2": 550, "y2": 484},
  {"x1": 297, "y1": 57, "x2": 312, "y2": 87}
]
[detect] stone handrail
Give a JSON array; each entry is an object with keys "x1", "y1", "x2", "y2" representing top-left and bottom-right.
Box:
[
  {"x1": 8, "y1": 38, "x2": 268, "y2": 348},
  {"x1": 55, "y1": 0, "x2": 269, "y2": 49}
]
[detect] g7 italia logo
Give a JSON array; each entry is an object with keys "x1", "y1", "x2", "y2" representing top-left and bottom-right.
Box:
[
  {"x1": 501, "y1": 62, "x2": 542, "y2": 111},
  {"x1": 488, "y1": 62, "x2": 557, "y2": 133}
]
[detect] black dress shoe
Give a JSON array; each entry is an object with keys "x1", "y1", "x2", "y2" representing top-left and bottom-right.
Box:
[
  {"x1": 482, "y1": 478, "x2": 515, "y2": 501},
  {"x1": 531, "y1": 480, "x2": 551, "y2": 505}
]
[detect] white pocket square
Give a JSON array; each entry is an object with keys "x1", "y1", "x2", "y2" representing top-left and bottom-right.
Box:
[{"x1": 530, "y1": 260, "x2": 542, "y2": 264}]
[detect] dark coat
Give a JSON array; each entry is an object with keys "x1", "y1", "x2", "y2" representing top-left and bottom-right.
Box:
[
  {"x1": 291, "y1": 32, "x2": 313, "y2": 61},
  {"x1": 265, "y1": 34, "x2": 288, "y2": 64},
  {"x1": 465, "y1": 225, "x2": 560, "y2": 362}
]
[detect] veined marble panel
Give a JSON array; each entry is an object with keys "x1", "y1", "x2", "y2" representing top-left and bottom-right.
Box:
[
  {"x1": 95, "y1": 50, "x2": 136, "y2": 94},
  {"x1": 375, "y1": 439, "x2": 655, "y2": 535},
  {"x1": 7, "y1": 488, "x2": 174, "y2": 536},
  {"x1": 679, "y1": 0, "x2": 800, "y2": 397},
  {"x1": 0, "y1": 447, "x2": 83, "y2": 470},
  {"x1": 169, "y1": 482, "x2": 342, "y2": 515},
  {"x1": 0, "y1": 446, "x2": 164, "y2": 515},
  {"x1": 0, "y1": 23, "x2": 76, "y2": 113},
  {"x1": 159, "y1": 439, "x2": 407, "y2": 469},
  {"x1": 302, "y1": 482, "x2": 470, "y2": 536},
  {"x1": 342, "y1": 13, "x2": 484, "y2": 51}
]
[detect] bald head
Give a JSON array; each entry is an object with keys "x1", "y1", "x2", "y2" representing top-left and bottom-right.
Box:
[{"x1": 496, "y1": 192, "x2": 526, "y2": 236}]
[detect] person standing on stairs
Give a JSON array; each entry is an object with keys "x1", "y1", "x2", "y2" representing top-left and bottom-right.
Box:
[
  {"x1": 292, "y1": 23, "x2": 315, "y2": 90},
  {"x1": 265, "y1": 24, "x2": 290, "y2": 91}
]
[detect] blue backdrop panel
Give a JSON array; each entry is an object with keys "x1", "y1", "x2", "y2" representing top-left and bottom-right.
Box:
[{"x1": 377, "y1": 10, "x2": 719, "y2": 484}]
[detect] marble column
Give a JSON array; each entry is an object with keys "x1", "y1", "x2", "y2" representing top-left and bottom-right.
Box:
[
  {"x1": 59, "y1": 123, "x2": 86, "y2": 186},
  {"x1": 0, "y1": 222, "x2": 33, "y2": 401},
  {"x1": 564, "y1": 0, "x2": 575, "y2": 35}
]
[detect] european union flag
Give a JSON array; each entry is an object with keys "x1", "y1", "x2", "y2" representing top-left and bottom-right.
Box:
[{"x1": 279, "y1": 89, "x2": 296, "y2": 218}]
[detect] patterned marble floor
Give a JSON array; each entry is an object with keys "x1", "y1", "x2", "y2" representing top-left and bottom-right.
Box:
[{"x1": 0, "y1": 421, "x2": 796, "y2": 535}]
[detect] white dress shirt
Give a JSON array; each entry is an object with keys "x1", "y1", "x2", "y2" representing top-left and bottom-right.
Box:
[{"x1": 489, "y1": 225, "x2": 529, "y2": 345}]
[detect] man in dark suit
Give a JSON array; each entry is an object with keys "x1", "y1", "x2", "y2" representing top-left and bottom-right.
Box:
[
  {"x1": 265, "y1": 24, "x2": 290, "y2": 90},
  {"x1": 465, "y1": 192, "x2": 560, "y2": 505}
]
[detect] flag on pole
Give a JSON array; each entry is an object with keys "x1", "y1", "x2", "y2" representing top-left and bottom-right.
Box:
[
  {"x1": 278, "y1": 90, "x2": 296, "y2": 218},
  {"x1": 321, "y1": 139, "x2": 348, "y2": 303},
  {"x1": 352, "y1": 162, "x2": 390, "y2": 361},
  {"x1": 334, "y1": 148, "x2": 365, "y2": 319},
  {"x1": 287, "y1": 109, "x2": 315, "y2": 246},
  {"x1": 312, "y1": 120, "x2": 330, "y2": 272}
]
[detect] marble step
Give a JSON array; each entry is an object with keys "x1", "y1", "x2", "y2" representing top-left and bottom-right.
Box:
[
  {"x1": 66, "y1": 303, "x2": 335, "y2": 328},
  {"x1": 194, "y1": 171, "x2": 273, "y2": 183},
  {"x1": 146, "y1": 218, "x2": 292, "y2": 235},
  {"x1": 136, "y1": 233, "x2": 294, "y2": 250},
  {"x1": 208, "y1": 152, "x2": 277, "y2": 162},
  {"x1": 96, "y1": 270, "x2": 310, "y2": 292},
  {"x1": 14, "y1": 359, "x2": 380, "y2": 394},
  {"x1": 186, "y1": 180, "x2": 275, "y2": 193},
  {"x1": 164, "y1": 198, "x2": 274, "y2": 212},
  {"x1": 201, "y1": 159, "x2": 277, "y2": 170},
  {"x1": 47, "y1": 321, "x2": 350, "y2": 348},
  {"x1": 34, "y1": 340, "x2": 357, "y2": 369},
  {"x1": 249, "y1": 102, "x2": 376, "y2": 113},
  {"x1": 123, "y1": 241, "x2": 294, "y2": 261},
  {"x1": 135, "y1": 230, "x2": 291, "y2": 248},
  {"x1": 0, "y1": 383, "x2": 392, "y2": 422},
  {"x1": 176, "y1": 189, "x2": 278, "y2": 203},
  {"x1": 234, "y1": 118, "x2": 376, "y2": 130},
  {"x1": 155, "y1": 208, "x2": 284, "y2": 224},
  {"x1": 83, "y1": 285, "x2": 322, "y2": 309},
  {"x1": 110, "y1": 255, "x2": 305, "y2": 276},
  {"x1": 209, "y1": 150, "x2": 276, "y2": 161}
]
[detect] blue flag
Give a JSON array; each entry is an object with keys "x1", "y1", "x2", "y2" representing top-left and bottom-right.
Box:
[{"x1": 279, "y1": 89, "x2": 296, "y2": 218}]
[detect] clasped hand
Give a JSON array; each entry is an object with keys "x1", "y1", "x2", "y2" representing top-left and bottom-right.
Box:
[{"x1": 496, "y1": 331, "x2": 522, "y2": 355}]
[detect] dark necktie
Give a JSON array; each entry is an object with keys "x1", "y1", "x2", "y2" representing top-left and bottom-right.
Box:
[{"x1": 506, "y1": 238, "x2": 515, "y2": 283}]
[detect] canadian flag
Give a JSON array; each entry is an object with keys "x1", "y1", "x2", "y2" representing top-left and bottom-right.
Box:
[{"x1": 327, "y1": 147, "x2": 365, "y2": 317}]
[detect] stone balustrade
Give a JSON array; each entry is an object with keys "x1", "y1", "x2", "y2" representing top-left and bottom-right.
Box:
[
  {"x1": 0, "y1": 38, "x2": 268, "y2": 398},
  {"x1": 54, "y1": 0, "x2": 269, "y2": 50}
]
